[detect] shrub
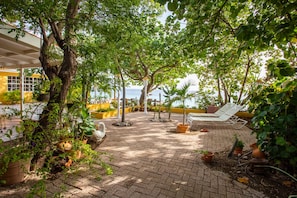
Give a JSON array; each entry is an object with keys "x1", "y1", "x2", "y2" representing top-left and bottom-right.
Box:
[
  {"x1": 96, "y1": 107, "x2": 115, "y2": 112},
  {"x1": 249, "y1": 76, "x2": 297, "y2": 173},
  {"x1": 2, "y1": 90, "x2": 21, "y2": 104}
]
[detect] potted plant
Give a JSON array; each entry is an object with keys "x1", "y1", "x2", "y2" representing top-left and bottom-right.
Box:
[
  {"x1": 173, "y1": 82, "x2": 196, "y2": 133},
  {"x1": 66, "y1": 103, "x2": 96, "y2": 139},
  {"x1": 234, "y1": 137, "x2": 244, "y2": 155},
  {"x1": 0, "y1": 124, "x2": 34, "y2": 185},
  {"x1": 197, "y1": 150, "x2": 214, "y2": 163},
  {"x1": 161, "y1": 84, "x2": 177, "y2": 121}
]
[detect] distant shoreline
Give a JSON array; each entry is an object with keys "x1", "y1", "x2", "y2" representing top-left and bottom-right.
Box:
[{"x1": 91, "y1": 88, "x2": 198, "y2": 108}]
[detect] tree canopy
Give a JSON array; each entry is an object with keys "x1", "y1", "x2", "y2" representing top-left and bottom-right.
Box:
[{"x1": 156, "y1": 0, "x2": 296, "y2": 106}]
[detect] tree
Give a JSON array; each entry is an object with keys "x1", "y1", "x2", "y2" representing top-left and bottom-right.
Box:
[
  {"x1": 157, "y1": 0, "x2": 297, "y2": 173},
  {"x1": 173, "y1": 82, "x2": 196, "y2": 126},
  {"x1": 161, "y1": 83, "x2": 178, "y2": 120},
  {"x1": 157, "y1": 0, "x2": 297, "y2": 59},
  {"x1": 0, "y1": 0, "x2": 141, "y2": 161},
  {"x1": 104, "y1": 4, "x2": 191, "y2": 106},
  {"x1": 72, "y1": 35, "x2": 114, "y2": 104},
  {"x1": 156, "y1": 0, "x2": 297, "y2": 107}
]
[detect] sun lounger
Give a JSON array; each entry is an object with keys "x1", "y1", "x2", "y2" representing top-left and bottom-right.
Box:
[
  {"x1": 187, "y1": 104, "x2": 247, "y2": 129},
  {"x1": 188, "y1": 103, "x2": 236, "y2": 117}
]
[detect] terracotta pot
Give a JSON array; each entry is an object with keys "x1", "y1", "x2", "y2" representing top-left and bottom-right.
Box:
[
  {"x1": 176, "y1": 124, "x2": 189, "y2": 133},
  {"x1": 0, "y1": 158, "x2": 31, "y2": 185},
  {"x1": 250, "y1": 143, "x2": 265, "y2": 159},
  {"x1": 234, "y1": 147, "x2": 243, "y2": 155},
  {"x1": 201, "y1": 152, "x2": 214, "y2": 163}
]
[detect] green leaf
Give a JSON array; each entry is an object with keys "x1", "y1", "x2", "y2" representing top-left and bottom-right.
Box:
[
  {"x1": 168, "y1": 1, "x2": 178, "y2": 12},
  {"x1": 157, "y1": 0, "x2": 167, "y2": 5},
  {"x1": 286, "y1": 145, "x2": 297, "y2": 153},
  {"x1": 275, "y1": 137, "x2": 286, "y2": 146}
]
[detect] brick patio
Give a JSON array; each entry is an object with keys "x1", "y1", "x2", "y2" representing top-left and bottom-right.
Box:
[{"x1": 0, "y1": 112, "x2": 267, "y2": 198}]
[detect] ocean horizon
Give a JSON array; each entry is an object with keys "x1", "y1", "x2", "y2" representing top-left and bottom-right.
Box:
[
  {"x1": 118, "y1": 88, "x2": 197, "y2": 108},
  {"x1": 91, "y1": 88, "x2": 197, "y2": 108}
]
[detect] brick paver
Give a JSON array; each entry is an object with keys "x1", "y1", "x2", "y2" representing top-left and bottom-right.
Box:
[{"x1": 0, "y1": 112, "x2": 267, "y2": 198}]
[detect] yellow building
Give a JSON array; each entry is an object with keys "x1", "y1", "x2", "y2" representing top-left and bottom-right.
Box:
[
  {"x1": 0, "y1": 69, "x2": 42, "y2": 103},
  {"x1": 0, "y1": 23, "x2": 41, "y2": 104}
]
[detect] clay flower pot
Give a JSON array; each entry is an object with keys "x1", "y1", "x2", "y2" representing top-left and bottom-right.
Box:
[
  {"x1": 201, "y1": 152, "x2": 214, "y2": 163},
  {"x1": 0, "y1": 158, "x2": 31, "y2": 185},
  {"x1": 250, "y1": 143, "x2": 265, "y2": 159},
  {"x1": 176, "y1": 124, "x2": 189, "y2": 133},
  {"x1": 234, "y1": 147, "x2": 243, "y2": 155}
]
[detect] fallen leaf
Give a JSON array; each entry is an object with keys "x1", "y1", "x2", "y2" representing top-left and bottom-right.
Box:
[
  {"x1": 237, "y1": 177, "x2": 249, "y2": 184},
  {"x1": 282, "y1": 180, "x2": 292, "y2": 187}
]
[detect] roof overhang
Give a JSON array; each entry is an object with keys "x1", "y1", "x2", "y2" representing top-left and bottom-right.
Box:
[{"x1": 0, "y1": 23, "x2": 41, "y2": 70}]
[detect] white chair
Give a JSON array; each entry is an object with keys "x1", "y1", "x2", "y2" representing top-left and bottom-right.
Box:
[
  {"x1": 188, "y1": 103, "x2": 236, "y2": 117},
  {"x1": 187, "y1": 104, "x2": 247, "y2": 129}
]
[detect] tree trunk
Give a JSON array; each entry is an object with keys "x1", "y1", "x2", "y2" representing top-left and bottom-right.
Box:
[
  {"x1": 32, "y1": 0, "x2": 80, "y2": 165},
  {"x1": 216, "y1": 77, "x2": 223, "y2": 105},
  {"x1": 116, "y1": 58, "x2": 126, "y2": 123},
  {"x1": 121, "y1": 81, "x2": 126, "y2": 123},
  {"x1": 237, "y1": 56, "x2": 251, "y2": 104},
  {"x1": 139, "y1": 88, "x2": 144, "y2": 106},
  {"x1": 221, "y1": 79, "x2": 230, "y2": 103},
  {"x1": 82, "y1": 77, "x2": 87, "y2": 104},
  {"x1": 139, "y1": 83, "x2": 152, "y2": 106}
]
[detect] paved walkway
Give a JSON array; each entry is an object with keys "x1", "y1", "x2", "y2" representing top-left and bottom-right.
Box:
[{"x1": 0, "y1": 112, "x2": 267, "y2": 198}]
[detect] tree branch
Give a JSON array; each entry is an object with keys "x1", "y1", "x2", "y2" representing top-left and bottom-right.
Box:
[
  {"x1": 205, "y1": 0, "x2": 229, "y2": 42},
  {"x1": 220, "y1": 14, "x2": 235, "y2": 35},
  {"x1": 48, "y1": 19, "x2": 64, "y2": 49}
]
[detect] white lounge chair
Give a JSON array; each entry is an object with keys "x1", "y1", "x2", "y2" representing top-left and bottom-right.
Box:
[
  {"x1": 188, "y1": 103, "x2": 236, "y2": 117},
  {"x1": 187, "y1": 104, "x2": 247, "y2": 129}
]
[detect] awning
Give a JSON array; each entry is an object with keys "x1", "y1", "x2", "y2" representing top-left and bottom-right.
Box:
[
  {"x1": 0, "y1": 23, "x2": 42, "y2": 113},
  {"x1": 0, "y1": 23, "x2": 41, "y2": 69}
]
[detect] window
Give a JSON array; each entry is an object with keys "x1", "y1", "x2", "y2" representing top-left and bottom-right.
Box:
[
  {"x1": 7, "y1": 76, "x2": 42, "y2": 92},
  {"x1": 7, "y1": 76, "x2": 20, "y2": 91}
]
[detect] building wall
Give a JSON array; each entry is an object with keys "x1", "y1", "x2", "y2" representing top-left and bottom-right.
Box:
[{"x1": 0, "y1": 70, "x2": 41, "y2": 103}]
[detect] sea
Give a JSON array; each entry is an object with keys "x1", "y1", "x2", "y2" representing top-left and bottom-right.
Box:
[
  {"x1": 117, "y1": 88, "x2": 197, "y2": 108},
  {"x1": 91, "y1": 88, "x2": 197, "y2": 107}
]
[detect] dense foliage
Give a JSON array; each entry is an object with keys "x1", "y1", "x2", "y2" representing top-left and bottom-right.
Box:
[
  {"x1": 250, "y1": 76, "x2": 297, "y2": 173},
  {"x1": 249, "y1": 59, "x2": 297, "y2": 173},
  {"x1": 157, "y1": 0, "x2": 297, "y2": 173}
]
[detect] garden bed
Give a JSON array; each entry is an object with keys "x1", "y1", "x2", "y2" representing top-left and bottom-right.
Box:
[
  {"x1": 91, "y1": 107, "x2": 133, "y2": 119},
  {"x1": 206, "y1": 150, "x2": 297, "y2": 198}
]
